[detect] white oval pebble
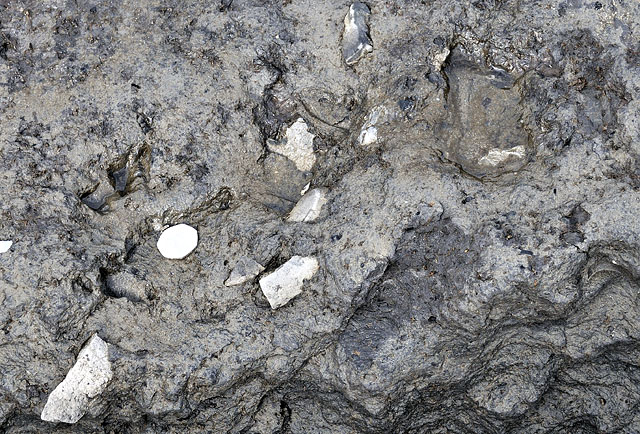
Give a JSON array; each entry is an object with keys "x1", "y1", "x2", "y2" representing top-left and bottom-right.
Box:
[
  {"x1": 0, "y1": 240, "x2": 12, "y2": 253},
  {"x1": 156, "y1": 224, "x2": 198, "y2": 259}
]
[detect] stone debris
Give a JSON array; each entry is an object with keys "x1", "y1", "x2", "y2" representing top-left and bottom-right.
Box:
[
  {"x1": 0, "y1": 240, "x2": 12, "y2": 253},
  {"x1": 287, "y1": 188, "x2": 328, "y2": 222},
  {"x1": 300, "y1": 182, "x2": 311, "y2": 196},
  {"x1": 267, "y1": 118, "x2": 315, "y2": 172},
  {"x1": 478, "y1": 145, "x2": 526, "y2": 166},
  {"x1": 41, "y1": 335, "x2": 112, "y2": 424},
  {"x1": 259, "y1": 256, "x2": 319, "y2": 309},
  {"x1": 342, "y1": 2, "x2": 373, "y2": 65},
  {"x1": 358, "y1": 106, "x2": 386, "y2": 146},
  {"x1": 225, "y1": 257, "x2": 265, "y2": 286},
  {"x1": 156, "y1": 223, "x2": 198, "y2": 259}
]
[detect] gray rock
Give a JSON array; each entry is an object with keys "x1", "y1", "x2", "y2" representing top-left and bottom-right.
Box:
[
  {"x1": 224, "y1": 257, "x2": 265, "y2": 286},
  {"x1": 342, "y1": 2, "x2": 374, "y2": 65},
  {"x1": 1, "y1": 0, "x2": 639, "y2": 432}
]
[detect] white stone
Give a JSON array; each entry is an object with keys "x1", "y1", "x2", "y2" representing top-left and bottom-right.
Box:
[
  {"x1": 342, "y1": 2, "x2": 373, "y2": 65},
  {"x1": 259, "y1": 256, "x2": 319, "y2": 309},
  {"x1": 156, "y1": 223, "x2": 198, "y2": 259},
  {"x1": 287, "y1": 188, "x2": 328, "y2": 223},
  {"x1": 0, "y1": 240, "x2": 12, "y2": 253},
  {"x1": 358, "y1": 126, "x2": 377, "y2": 146},
  {"x1": 300, "y1": 182, "x2": 310, "y2": 196},
  {"x1": 225, "y1": 257, "x2": 265, "y2": 286},
  {"x1": 41, "y1": 335, "x2": 112, "y2": 424},
  {"x1": 358, "y1": 106, "x2": 386, "y2": 146},
  {"x1": 478, "y1": 145, "x2": 526, "y2": 166},
  {"x1": 268, "y1": 118, "x2": 315, "y2": 171}
]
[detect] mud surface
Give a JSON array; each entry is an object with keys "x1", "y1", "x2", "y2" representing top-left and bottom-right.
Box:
[{"x1": 1, "y1": 0, "x2": 640, "y2": 433}]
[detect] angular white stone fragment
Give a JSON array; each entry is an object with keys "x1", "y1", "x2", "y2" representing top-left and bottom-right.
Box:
[
  {"x1": 156, "y1": 223, "x2": 198, "y2": 259},
  {"x1": 359, "y1": 126, "x2": 377, "y2": 146},
  {"x1": 0, "y1": 240, "x2": 12, "y2": 253},
  {"x1": 259, "y1": 256, "x2": 319, "y2": 309},
  {"x1": 287, "y1": 188, "x2": 328, "y2": 223},
  {"x1": 300, "y1": 182, "x2": 310, "y2": 196},
  {"x1": 358, "y1": 106, "x2": 386, "y2": 146},
  {"x1": 41, "y1": 335, "x2": 112, "y2": 424},
  {"x1": 268, "y1": 118, "x2": 315, "y2": 171},
  {"x1": 224, "y1": 257, "x2": 265, "y2": 286},
  {"x1": 478, "y1": 145, "x2": 526, "y2": 166},
  {"x1": 433, "y1": 47, "x2": 451, "y2": 71},
  {"x1": 342, "y1": 2, "x2": 373, "y2": 65}
]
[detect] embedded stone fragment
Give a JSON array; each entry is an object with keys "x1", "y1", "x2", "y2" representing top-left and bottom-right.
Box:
[
  {"x1": 0, "y1": 240, "x2": 12, "y2": 253},
  {"x1": 156, "y1": 223, "x2": 198, "y2": 259},
  {"x1": 358, "y1": 106, "x2": 386, "y2": 146},
  {"x1": 41, "y1": 335, "x2": 112, "y2": 424},
  {"x1": 267, "y1": 118, "x2": 315, "y2": 172},
  {"x1": 225, "y1": 257, "x2": 265, "y2": 286},
  {"x1": 478, "y1": 145, "x2": 526, "y2": 167},
  {"x1": 342, "y1": 2, "x2": 373, "y2": 65},
  {"x1": 259, "y1": 256, "x2": 319, "y2": 309},
  {"x1": 287, "y1": 188, "x2": 328, "y2": 223}
]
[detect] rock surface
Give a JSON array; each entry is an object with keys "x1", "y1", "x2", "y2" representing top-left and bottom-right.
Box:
[
  {"x1": 0, "y1": 0, "x2": 639, "y2": 433},
  {"x1": 40, "y1": 335, "x2": 112, "y2": 424}
]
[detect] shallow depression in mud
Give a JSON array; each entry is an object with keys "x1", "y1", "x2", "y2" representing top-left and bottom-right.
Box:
[{"x1": 440, "y1": 48, "x2": 533, "y2": 179}]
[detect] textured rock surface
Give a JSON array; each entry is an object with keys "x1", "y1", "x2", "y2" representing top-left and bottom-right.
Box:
[{"x1": 0, "y1": 0, "x2": 639, "y2": 432}]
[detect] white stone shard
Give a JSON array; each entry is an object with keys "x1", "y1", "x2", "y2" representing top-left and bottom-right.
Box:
[
  {"x1": 358, "y1": 106, "x2": 386, "y2": 146},
  {"x1": 41, "y1": 335, "x2": 112, "y2": 424},
  {"x1": 287, "y1": 188, "x2": 328, "y2": 223},
  {"x1": 300, "y1": 182, "x2": 310, "y2": 196},
  {"x1": 259, "y1": 256, "x2": 319, "y2": 309},
  {"x1": 268, "y1": 118, "x2": 315, "y2": 171},
  {"x1": 342, "y1": 2, "x2": 373, "y2": 65},
  {"x1": 478, "y1": 145, "x2": 526, "y2": 166},
  {"x1": 433, "y1": 47, "x2": 451, "y2": 71},
  {"x1": 156, "y1": 223, "x2": 198, "y2": 259},
  {"x1": 225, "y1": 257, "x2": 265, "y2": 286},
  {"x1": 0, "y1": 240, "x2": 12, "y2": 253}
]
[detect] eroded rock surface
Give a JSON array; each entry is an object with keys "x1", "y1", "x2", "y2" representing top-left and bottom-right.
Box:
[{"x1": 0, "y1": 0, "x2": 639, "y2": 433}]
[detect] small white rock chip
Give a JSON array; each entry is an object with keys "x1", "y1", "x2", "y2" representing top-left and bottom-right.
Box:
[
  {"x1": 259, "y1": 256, "x2": 319, "y2": 309},
  {"x1": 225, "y1": 257, "x2": 265, "y2": 286},
  {"x1": 268, "y1": 118, "x2": 316, "y2": 172},
  {"x1": 156, "y1": 223, "x2": 198, "y2": 259},
  {"x1": 478, "y1": 145, "x2": 526, "y2": 166},
  {"x1": 287, "y1": 188, "x2": 328, "y2": 223},
  {"x1": 342, "y1": 2, "x2": 373, "y2": 65},
  {"x1": 358, "y1": 106, "x2": 386, "y2": 146},
  {"x1": 41, "y1": 335, "x2": 112, "y2": 424},
  {"x1": 0, "y1": 240, "x2": 12, "y2": 253}
]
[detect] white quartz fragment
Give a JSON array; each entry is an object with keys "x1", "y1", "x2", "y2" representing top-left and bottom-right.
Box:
[
  {"x1": 268, "y1": 118, "x2": 315, "y2": 171},
  {"x1": 41, "y1": 335, "x2": 112, "y2": 424},
  {"x1": 478, "y1": 145, "x2": 526, "y2": 166},
  {"x1": 225, "y1": 257, "x2": 265, "y2": 286},
  {"x1": 156, "y1": 223, "x2": 198, "y2": 259},
  {"x1": 287, "y1": 188, "x2": 328, "y2": 223},
  {"x1": 259, "y1": 256, "x2": 319, "y2": 309},
  {"x1": 342, "y1": 2, "x2": 373, "y2": 65},
  {"x1": 0, "y1": 240, "x2": 12, "y2": 253},
  {"x1": 358, "y1": 106, "x2": 386, "y2": 146}
]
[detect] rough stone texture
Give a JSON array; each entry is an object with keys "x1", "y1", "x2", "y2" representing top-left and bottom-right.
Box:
[
  {"x1": 0, "y1": 0, "x2": 639, "y2": 433},
  {"x1": 40, "y1": 335, "x2": 112, "y2": 424}
]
